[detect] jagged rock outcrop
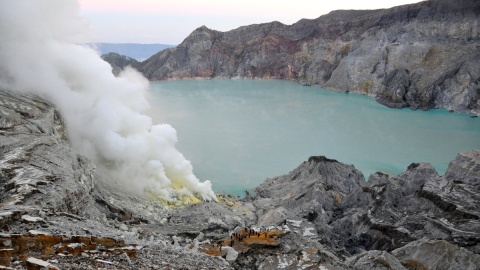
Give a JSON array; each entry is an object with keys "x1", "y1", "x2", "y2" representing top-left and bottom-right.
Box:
[
  {"x1": 242, "y1": 151, "x2": 480, "y2": 269},
  {"x1": 136, "y1": 0, "x2": 480, "y2": 115}
]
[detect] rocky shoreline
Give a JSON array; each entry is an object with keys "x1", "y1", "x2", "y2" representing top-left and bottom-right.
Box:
[
  {"x1": 104, "y1": 0, "x2": 480, "y2": 116},
  {"x1": 1, "y1": 87, "x2": 480, "y2": 269}
]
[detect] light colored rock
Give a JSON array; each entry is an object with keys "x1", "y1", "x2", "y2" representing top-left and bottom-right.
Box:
[
  {"x1": 26, "y1": 257, "x2": 59, "y2": 270},
  {"x1": 28, "y1": 230, "x2": 49, "y2": 236},
  {"x1": 119, "y1": 224, "x2": 128, "y2": 231},
  {"x1": 21, "y1": 215, "x2": 44, "y2": 223},
  {"x1": 223, "y1": 246, "x2": 238, "y2": 262}
]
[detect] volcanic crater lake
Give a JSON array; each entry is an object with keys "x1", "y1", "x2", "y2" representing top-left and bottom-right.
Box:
[{"x1": 147, "y1": 79, "x2": 480, "y2": 196}]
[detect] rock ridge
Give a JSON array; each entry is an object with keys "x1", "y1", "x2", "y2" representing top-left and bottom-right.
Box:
[{"x1": 132, "y1": 0, "x2": 480, "y2": 115}]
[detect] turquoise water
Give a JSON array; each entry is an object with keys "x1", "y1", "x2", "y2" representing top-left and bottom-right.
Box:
[{"x1": 147, "y1": 79, "x2": 480, "y2": 196}]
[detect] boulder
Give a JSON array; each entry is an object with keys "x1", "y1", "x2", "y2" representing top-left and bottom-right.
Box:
[{"x1": 391, "y1": 239, "x2": 480, "y2": 270}]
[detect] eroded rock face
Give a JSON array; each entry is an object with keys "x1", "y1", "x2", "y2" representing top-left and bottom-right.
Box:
[
  {"x1": 241, "y1": 151, "x2": 480, "y2": 269},
  {"x1": 252, "y1": 156, "x2": 365, "y2": 239},
  {"x1": 134, "y1": 0, "x2": 480, "y2": 115},
  {"x1": 0, "y1": 89, "x2": 97, "y2": 215}
]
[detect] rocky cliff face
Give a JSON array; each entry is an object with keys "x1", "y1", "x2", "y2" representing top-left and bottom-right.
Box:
[
  {"x1": 137, "y1": 0, "x2": 480, "y2": 115},
  {"x1": 1, "y1": 88, "x2": 479, "y2": 269}
]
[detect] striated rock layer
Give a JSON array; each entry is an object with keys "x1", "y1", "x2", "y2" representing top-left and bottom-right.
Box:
[
  {"x1": 1, "y1": 88, "x2": 479, "y2": 269},
  {"x1": 136, "y1": 0, "x2": 480, "y2": 115}
]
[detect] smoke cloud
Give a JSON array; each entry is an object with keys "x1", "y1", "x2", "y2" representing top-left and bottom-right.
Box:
[{"x1": 0, "y1": 0, "x2": 216, "y2": 202}]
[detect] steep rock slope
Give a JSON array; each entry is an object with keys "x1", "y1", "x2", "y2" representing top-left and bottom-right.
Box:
[
  {"x1": 138, "y1": 0, "x2": 480, "y2": 115},
  {"x1": 0, "y1": 89, "x2": 97, "y2": 215}
]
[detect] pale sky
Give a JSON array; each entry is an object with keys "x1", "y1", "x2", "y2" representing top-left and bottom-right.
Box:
[{"x1": 79, "y1": 0, "x2": 425, "y2": 45}]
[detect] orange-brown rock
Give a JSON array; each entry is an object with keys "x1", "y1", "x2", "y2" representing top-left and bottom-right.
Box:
[{"x1": 0, "y1": 249, "x2": 13, "y2": 267}]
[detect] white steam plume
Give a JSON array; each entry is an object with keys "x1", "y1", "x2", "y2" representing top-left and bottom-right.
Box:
[{"x1": 0, "y1": 0, "x2": 216, "y2": 202}]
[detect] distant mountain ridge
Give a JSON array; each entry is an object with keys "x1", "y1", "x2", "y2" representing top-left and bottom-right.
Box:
[
  {"x1": 93, "y1": 43, "x2": 174, "y2": 61},
  {"x1": 132, "y1": 0, "x2": 480, "y2": 115}
]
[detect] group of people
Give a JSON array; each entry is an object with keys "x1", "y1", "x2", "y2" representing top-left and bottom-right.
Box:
[
  {"x1": 226, "y1": 226, "x2": 277, "y2": 247},
  {"x1": 201, "y1": 226, "x2": 284, "y2": 255}
]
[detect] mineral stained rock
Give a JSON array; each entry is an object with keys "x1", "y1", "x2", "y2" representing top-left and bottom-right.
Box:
[
  {"x1": 1, "y1": 88, "x2": 479, "y2": 269},
  {"x1": 133, "y1": 0, "x2": 480, "y2": 115}
]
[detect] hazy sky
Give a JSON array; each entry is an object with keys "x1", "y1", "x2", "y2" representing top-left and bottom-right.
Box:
[{"x1": 79, "y1": 0, "x2": 424, "y2": 45}]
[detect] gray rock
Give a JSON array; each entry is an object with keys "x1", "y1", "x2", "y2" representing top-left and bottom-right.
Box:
[
  {"x1": 444, "y1": 150, "x2": 480, "y2": 186},
  {"x1": 347, "y1": 250, "x2": 407, "y2": 270},
  {"x1": 224, "y1": 246, "x2": 239, "y2": 262},
  {"x1": 391, "y1": 238, "x2": 480, "y2": 270},
  {"x1": 119, "y1": 224, "x2": 128, "y2": 231},
  {"x1": 251, "y1": 155, "x2": 366, "y2": 249},
  {"x1": 21, "y1": 215, "x2": 44, "y2": 223},
  {"x1": 247, "y1": 149, "x2": 480, "y2": 264},
  {"x1": 0, "y1": 89, "x2": 98, "y2": 217},
  {"x1": 333, "y1": 156, "x2": 480, "y2": 254}
]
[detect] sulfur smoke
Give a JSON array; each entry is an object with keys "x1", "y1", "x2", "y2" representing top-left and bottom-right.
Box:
[{"x1": 0, "y1": 0, "x2": 216, "y2": 201}]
